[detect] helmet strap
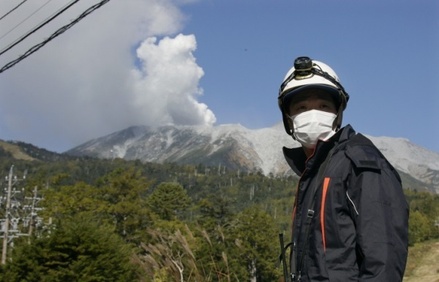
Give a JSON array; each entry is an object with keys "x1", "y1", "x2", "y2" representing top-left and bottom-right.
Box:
[{"x1": 333, "y1": 108, "x2": 343, "y2": 130}]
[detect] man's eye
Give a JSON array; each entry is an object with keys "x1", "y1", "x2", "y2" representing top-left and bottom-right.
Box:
[
  {"x1": 321, "y1": 103, "x2": 335, "y2": 110},
  {"x1": 295, "y1": 106, "x2": 307, "y2": 113}
]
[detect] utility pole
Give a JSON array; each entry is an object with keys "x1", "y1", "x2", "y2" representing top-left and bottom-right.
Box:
[
  {"x1": 26, "y1": 186, "x2": 40, "y2": 237},
  {"x1": 1, "y1": 165, "x2": 14, "y2": 265},
  {"x1": 0, "y1": 165, "x2": 32, "y2": 265}
]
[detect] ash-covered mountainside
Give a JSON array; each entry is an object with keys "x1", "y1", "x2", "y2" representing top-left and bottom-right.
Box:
[{"x1": 66, "y1": 123, "x2": 439, "y2": 194}]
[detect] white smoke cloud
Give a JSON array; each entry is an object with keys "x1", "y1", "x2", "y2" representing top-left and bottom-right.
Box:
[
  {"x1": 130, "y1": 34, "x2": 215, "y2": 126},
  {"x1": 0, "y1": 0, "x2": 214, "y2": 152}
]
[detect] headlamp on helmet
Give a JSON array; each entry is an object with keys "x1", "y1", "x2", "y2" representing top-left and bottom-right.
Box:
[{"x1": 293, "y1": 56, "x2": 314, "y2": 79}]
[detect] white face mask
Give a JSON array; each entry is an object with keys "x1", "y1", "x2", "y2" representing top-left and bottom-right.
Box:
[{"x1": 290, "y1": 109, "x2": 337, "y2": 148}]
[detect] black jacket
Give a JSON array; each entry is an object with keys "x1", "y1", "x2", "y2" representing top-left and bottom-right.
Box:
[{"x1": 283, "y1": 125, "x2": 409, "y2": 282}]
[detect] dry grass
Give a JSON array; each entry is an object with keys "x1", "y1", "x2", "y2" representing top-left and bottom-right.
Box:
[
  {"x1": 404, "y1": 240, "x2": 439, "y2": 282},
  {"x1": 0, "y1": 140, "x2": 35, "y2": 161}
]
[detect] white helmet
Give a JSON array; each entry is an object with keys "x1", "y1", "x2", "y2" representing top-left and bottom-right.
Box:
[{"x1": 278, "y1": 56, "x2": 349, "y2": 136}]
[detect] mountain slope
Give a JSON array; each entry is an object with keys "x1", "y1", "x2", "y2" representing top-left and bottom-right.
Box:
[
  {"x1": 66, "y1": 123, "x2": 439, "y2": 194},
  {"x1": 0, "y1": 140, "x2": 73, "y2": 162}
]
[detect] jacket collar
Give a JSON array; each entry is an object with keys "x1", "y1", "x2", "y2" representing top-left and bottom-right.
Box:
[{"x1": 283, "y1": 124, "x2": 356, "y2": 176}]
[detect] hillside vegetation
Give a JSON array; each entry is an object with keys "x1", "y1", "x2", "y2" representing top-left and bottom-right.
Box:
[{"x1": 0, "y1": 141, "x2": 437, "y2": 281}]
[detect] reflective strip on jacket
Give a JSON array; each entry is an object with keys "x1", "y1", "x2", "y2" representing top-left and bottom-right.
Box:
[{"x1": 283, "y1": 125, "x2": 409, "y2": 282}]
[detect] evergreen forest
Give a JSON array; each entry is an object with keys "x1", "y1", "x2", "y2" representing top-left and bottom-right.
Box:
[{"x1": 0, "y1": 144, "x2": 437, "y2": 281}]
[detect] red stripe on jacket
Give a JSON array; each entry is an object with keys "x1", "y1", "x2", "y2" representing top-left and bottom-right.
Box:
[{"x1": 320, "y1": 177, "x2": 331, "y2": 252}]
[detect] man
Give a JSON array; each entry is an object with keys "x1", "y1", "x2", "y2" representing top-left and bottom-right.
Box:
[{"x1": 278, "y1": 56, "x2": 409, "y2": 281}]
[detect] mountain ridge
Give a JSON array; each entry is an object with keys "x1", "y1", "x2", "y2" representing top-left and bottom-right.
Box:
[{"x1": 66, "y1": 123, "x2": 439, "y2": 194}]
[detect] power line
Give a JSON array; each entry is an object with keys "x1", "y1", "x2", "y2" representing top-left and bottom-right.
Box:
[
  {"x1": 0, "y1": 0, "x2": 80, "y2": 57},
  {"x1": 0, "y1": 0, "x2": 111, "y2": 74},
  {"x1": 0, "y1": 0, "x2": 53, "y2": 42},
  {"x1": 0, "y1": 0, "x2": 28, "y2": 22}
]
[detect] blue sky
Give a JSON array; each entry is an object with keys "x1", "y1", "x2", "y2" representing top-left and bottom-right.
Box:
[
  {"x1": 180, "y1": 0, "x2": 439, "y2": 152},
  {"x1": 0, "y1": 0, "x2": 438, "y2": 153}
]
